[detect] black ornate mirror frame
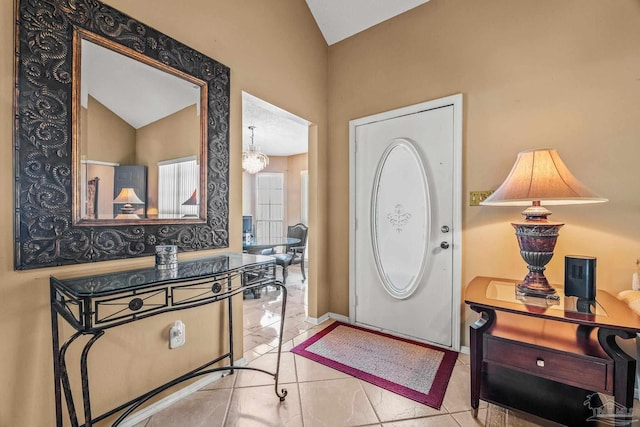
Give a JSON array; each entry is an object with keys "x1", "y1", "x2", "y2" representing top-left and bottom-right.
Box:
[{"x1": 14, "y1": 0, "x2": 230, "y2": 270}]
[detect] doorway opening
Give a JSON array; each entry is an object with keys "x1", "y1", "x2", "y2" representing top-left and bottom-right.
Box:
[{"x1": 241, "y1": 91, "x2": 311, "y2": 316}]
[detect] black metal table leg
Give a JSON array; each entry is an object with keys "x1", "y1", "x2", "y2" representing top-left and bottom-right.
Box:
[
  {"x1": 80, "y1": 331, "x2": 105, "y2": 427},
  {"x1": 274, "y1": 284, "x2": 288, "y2": 401},
  {"x1": 51, "y1": 286, "x2": 63, "y2": 427}
]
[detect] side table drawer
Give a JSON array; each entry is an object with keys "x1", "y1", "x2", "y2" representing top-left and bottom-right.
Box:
[{"x1": 484, "y1": 335, "x2": 611, "y2": 392}]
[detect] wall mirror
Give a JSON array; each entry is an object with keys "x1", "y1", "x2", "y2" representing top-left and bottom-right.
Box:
[
  {"x1": 74, "y1": 30, "x2": 207, "y2": 224},
  {"x1": 14, "y1": 0, "x2": 230, "y2": 269}
]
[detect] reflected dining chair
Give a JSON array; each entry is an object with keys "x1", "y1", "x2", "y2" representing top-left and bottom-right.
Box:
[{"x1": 274, "y1": 223, "x2": 308, "y2": 285}]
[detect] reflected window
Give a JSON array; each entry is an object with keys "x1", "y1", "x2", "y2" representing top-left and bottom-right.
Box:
[
  {"x1": 158, "y1": 156, "x2": 199, "y2": 218},
  {"x1": 255, "y1": 173, "x2": 284, "y2": 240}
]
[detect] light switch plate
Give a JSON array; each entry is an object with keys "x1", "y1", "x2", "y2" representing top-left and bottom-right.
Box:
[{"x1": 469, "y1": 191, "x2": 494, "y2": 206}]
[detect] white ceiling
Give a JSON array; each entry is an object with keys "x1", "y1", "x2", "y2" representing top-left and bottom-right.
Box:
[
  {"x1": 242, "y1": 93, "x2": 309, "y2": 157},
  {"x1": 82, "y1": 39, "x2": 201, "y2": 129},
  {"x1": 305, "y1": 0, "x2": 431, "y2": 45},
  {"x1": 82, "y1": 2, "x2": 430, "y2": 157}
]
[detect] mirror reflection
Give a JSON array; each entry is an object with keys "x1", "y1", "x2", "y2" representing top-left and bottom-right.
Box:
[{"x1": 76, "y1": 33, "x2": 207, "y2": 223}]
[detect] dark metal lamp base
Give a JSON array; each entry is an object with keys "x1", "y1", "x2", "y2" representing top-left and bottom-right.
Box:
[{"x1": 517, "y1": 272, "x2": 557, "y2": 296}]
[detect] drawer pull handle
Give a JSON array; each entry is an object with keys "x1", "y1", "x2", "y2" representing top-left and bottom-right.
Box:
[{"x1": 536, "y1": 358, "x2": 545, "y2": 368}]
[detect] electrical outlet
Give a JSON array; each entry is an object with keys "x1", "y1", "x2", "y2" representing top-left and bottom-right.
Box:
[
  {"x1": 470, "y1": 191, "x2": 494, "y2": 206},
  {"x1": 169, "y1": 320, "x2": 186, "y2": 349}
]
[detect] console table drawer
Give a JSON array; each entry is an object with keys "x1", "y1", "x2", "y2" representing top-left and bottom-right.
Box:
[{"x1": 484, "y1": 335, "x2": 611, "y2": 392}]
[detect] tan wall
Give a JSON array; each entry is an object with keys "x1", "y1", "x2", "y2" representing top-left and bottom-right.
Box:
[
  {"x1": 86, "y1": 163, "x2": 116, "y2": 218},
  {"x1": 85, "y1": 95, "x2": 136, "y2": 164},
  {"x1": 287, "y1": 153, "x2": 308, "y2": 226},
  {"x1": 1, "y1": 0, "x2": 328, "y2": 425},
  {"x1": 261, "y1": 156, "x2": 289, "y2": 174},
  {"x1": 327, "y1": 0, "x2": 640, "y2": 343},
  {"x1": 242, "y1": 171, "x2": 253, "y2": 216},
  {"x1": 136, "y1": 104, "x2": 201, "y2": 211},
  {"x1": 82, "y1": 96, "x2": 135, "y2": 220}
]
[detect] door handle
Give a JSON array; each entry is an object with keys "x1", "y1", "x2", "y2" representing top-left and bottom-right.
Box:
[
  {"x1": 441, "y1": 225, "x2": 450, "y2": 233},
  {"x1": 440, "y1": 241, "x2": 450, "y2": 249}
]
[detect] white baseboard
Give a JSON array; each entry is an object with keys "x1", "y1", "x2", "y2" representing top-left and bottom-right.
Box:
[
  {"x1": 304, "y1": 313, "x2": 329, "y2": 325},
  {"x1": 328, "y1": 312, "x2": 350, "y2": 323},
  {"x1": 305, "y1": 312, "x2": 350, "y2": 325},
  {"x1": 119, "y1": 359, "x2": 248, "y2": 427},
  {"x1": 459, "y1": 345, "x2": 470, "y2": 355}
]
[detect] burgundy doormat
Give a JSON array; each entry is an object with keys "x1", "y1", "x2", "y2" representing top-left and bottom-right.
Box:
[{"x1": 291, "y1": 322, "x2": 458, "y2": 409}]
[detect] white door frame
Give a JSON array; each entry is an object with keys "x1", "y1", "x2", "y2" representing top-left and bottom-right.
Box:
[{"x1": 348, "y1": 94, "x2": 463, "y2": 351}]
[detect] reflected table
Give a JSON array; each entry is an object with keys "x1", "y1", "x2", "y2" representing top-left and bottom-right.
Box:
[
  {"x1": 243, "y1": 237, "x2": 302, "y2": 293},
  {"x1": 242, "y1": 237, "x2": 301, "y2": 254}
]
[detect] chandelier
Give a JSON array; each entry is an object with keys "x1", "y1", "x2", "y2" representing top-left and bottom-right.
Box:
[{"x1": 242, "y1": 126, "x2": 269, "y2": 174}]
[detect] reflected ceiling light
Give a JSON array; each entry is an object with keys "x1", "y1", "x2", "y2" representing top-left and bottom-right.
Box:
[
  {"x1": 113, "y1": 187, "x2": 144, "y2": 219},
  {"x1": 481, "y1": 148, "x2": 607, "y2": 297},
  {"x1": 242, "y1": 126, "x2": 269, "y2": 174}
]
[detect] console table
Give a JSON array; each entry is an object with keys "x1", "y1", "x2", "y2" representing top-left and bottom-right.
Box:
[
  {"x1": 465, "y1": 276, "x2": 640, "y2": 426},
  {"x1": 50, "y1": 253, "x2": 286, "y2": 427}
]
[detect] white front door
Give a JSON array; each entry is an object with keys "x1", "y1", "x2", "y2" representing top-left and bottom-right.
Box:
[{"x1": 349, "y1": 95, "x2": 462, "y2": 350}]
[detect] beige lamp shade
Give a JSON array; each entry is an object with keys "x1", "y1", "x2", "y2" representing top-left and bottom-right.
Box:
[
  {"x1": 182, "y1": 189, "x2": 198, "y2": 206},
  {"x1": 181, "y1": 189, "x2": 199, "y2": 218},
  {"x1": 481, "y1": 149, "x2": 608, "y2": 207},
  {"x1": 113, "y1": 187, "x2": 144, "y2": 204},
  {"x1": 114, "y1": 187, "x2": 144, "y2": 219}
]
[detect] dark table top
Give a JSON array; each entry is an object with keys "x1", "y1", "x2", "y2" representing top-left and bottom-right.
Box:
[
  {"x1": 50, "y1": 253, "x2": 275, "y2": 297},
  {"x1": 465, "y1": 276, "x2": 640, "y2": 332},
  {"x1": 242, "y1": 237, "x2": 301, "y2": 252}
]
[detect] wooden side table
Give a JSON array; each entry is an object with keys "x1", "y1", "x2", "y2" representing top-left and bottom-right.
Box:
[{"x1": 465, "y1": 276, "x2": 640, "y2": 426}]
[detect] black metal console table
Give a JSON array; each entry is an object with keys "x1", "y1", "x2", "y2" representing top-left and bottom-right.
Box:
[{"x1": 50, "y1": 253, "x2": 286, "y2": 427}]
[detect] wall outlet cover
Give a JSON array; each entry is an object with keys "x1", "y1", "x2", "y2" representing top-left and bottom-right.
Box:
[{"x1": 169, "y1": 320, "x2": 186, "y2": 349}]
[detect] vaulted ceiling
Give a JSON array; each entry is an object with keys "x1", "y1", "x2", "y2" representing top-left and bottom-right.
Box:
[
  {"x1": 305, "y1": 0, "x2": 430, "y2": 45},
  {"x1": 84, "y1": 1, "x2": 432, "y2": 157}
]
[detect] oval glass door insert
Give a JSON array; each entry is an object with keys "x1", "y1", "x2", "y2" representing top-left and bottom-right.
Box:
[{"x1": 371, "y1": 139, "x2": 431, "y2": 299}]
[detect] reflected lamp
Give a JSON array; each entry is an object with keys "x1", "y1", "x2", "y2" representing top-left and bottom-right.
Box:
[
  {"x1": 481, "y1": 149, "x2": 607, "y2": 297},
  {"x1": 113, "y1": 187, "x2": 144, "y2": 219},
  {"x1": 181, "y1": 189, "x2": 199, "y2": 218}
]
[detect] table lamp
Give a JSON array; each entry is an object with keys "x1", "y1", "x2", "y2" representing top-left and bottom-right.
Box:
[
  {"x1": 113, "y1": 187, "x2": 144, "y2": 219},
  {"x1": 481, "y1": 149, "x2": 607, "y2": 297},
  {"x1": 181, "y1": 189, "x2": 199, "y2": 218}
]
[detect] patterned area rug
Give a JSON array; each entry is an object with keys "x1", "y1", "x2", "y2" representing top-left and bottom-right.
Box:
[{"x1": 291, "y1": 322, "x2": 458, "y2": 409}]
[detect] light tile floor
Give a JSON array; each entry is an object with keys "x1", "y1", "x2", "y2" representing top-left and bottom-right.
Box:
[{"x1": 132, "y1": 268, "x2": 610, "y2": 426}]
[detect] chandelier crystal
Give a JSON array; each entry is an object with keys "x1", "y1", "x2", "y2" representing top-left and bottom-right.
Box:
[{"x1": 242, "y1": 126, "x2": 269, "y2": 174}]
